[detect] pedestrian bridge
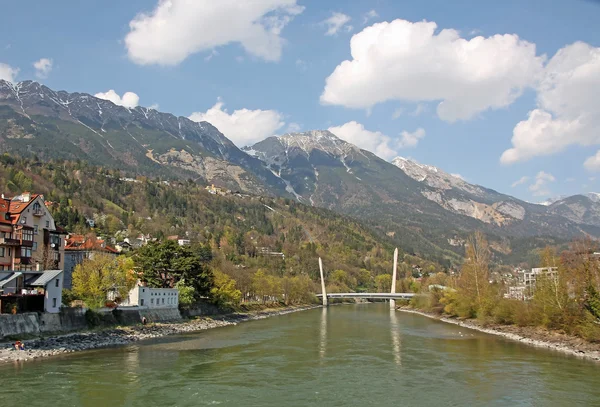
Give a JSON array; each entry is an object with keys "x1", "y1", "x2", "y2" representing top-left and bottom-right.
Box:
[{"x1": 316, "y1": 293, "x2": 415, "y2": 300}]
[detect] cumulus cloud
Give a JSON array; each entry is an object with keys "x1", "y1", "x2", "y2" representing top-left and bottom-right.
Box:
[
  {"x1": 286, "y1": 122, "x2": 301, "y2": 132},
  {"x1": 321, "y1": 19, "x2": 544, "y2": 122},
  {"x1": 501, "y1": 42, "x2": 600, "y2": 165},
  {"x1": 323, "y1": 12, "x2": 352, "y2": 36},
  {"x1": 362, "y1": 10, "x2": 378, "y2": 25},
  {"x1": 95, "y1": 90, "x2": 140, "y2": 108},
  {"x1": 585, "y1": 150, "x2": 600, "y2": 172},
  {"x1": 33, "y1": 58, "x2": 53, "y2": 79},
  {"x1": 511, "y1": 176, "x2": 529, "y2": 187},
  {"x1": 189, "y1": 99, "x2": 285, "y2": 147},
  {"x1": 328, "y1": 121, "x2": 424, "y2": 160},
  {"x1": 399, "y1": 128, "x2": 426, "y2": 148},
  {"x1": 0, "y1": 62, "x2": 19, "y2": 82},
  {"x1": 529, "y1": 171, "x2": 555, "y2": 196},
  {"x1": 125, "y1": 0, "x2": 303, "y2": 65}
]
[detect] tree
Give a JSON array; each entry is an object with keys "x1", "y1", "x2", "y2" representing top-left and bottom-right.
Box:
[
  {"x1": 134, "y1": 240, "x2": 214, "y2": 299},
  {"x1": 72, "y1": 254, "x2": 136, "y2": 309},
  {"x1": 455, "y1": 231, "x2": 492, "y2": 318},
  {"x1": 211, "y1": 270, "x2": 241, "y2": 306},
  {"x1": 175, "y1": 279, "x2": 195, "y2": 307},
  {"x1": 375, "y1": 274, "x2": 392, "y2": 292}
]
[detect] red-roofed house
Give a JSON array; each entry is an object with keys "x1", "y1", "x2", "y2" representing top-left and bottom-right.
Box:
[
  {"x1": 0, "y1": 192, "x2": 66, "y2": 274},
  {"x1": 63, "y1": 234, "x2": 118, "y2": 289}
]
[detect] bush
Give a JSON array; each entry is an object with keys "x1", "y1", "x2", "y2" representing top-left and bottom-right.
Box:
[{"x1": 85, "y1": 309, "x2": 101, "y2": 328}]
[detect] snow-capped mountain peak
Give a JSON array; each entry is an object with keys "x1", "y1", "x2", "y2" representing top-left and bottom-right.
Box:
[{"x1": 391, "y1": 156, "x2": 485, "y2": 197}]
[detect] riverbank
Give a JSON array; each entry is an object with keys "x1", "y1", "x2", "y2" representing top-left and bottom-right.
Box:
[
  {"x1": 398, "y1": 307, "x2": 600, "y2": 362},
  {"x1": 0, "y1": 304, "x2": 319, "y2": 364}
]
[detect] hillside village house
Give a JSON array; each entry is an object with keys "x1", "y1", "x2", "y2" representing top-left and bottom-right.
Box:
[
  {"x1": 0, "y1": 192, "x2": 66, "y2": 272},
  {"x1": 0, "y1": 269, "x2": 64, "y2": 314},
  {"x1": 63, "y1": 234, "x2": 118, "y2": 289}
]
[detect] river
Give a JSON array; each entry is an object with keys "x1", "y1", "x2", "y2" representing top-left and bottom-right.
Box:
[{"x1": 1, "y1": 304, "x2": 599, "y2": 406}]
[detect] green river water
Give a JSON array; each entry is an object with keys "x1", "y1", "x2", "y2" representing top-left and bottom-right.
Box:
[{"x1": 1, "y1": 304, "x2": 599, "y2": 406}]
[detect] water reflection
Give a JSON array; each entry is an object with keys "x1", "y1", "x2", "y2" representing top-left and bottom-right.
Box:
[
  {"x1": 319, "y1": 307, "x2": 327, "y2": 361},
  {"x1": 390, "y1": 309, "x2": 401, "y2": 366}
]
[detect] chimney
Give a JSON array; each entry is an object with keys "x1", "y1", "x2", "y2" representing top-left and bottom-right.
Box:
[{"x1": 22, "y1": 192, "x2": 31, "y2": 202}]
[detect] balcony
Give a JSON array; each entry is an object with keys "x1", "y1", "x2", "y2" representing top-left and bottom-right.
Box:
[
  {"x1": 33, "y1": 207, "x2": 44, "y2": 217},
  {"x1": 0, "y1": 236, "x2": 20, "y2": 246}
]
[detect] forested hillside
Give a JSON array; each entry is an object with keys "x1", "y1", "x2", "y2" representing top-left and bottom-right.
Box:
[{"x1": 0, "y1": 154, "x2": 445, "y2": 295}]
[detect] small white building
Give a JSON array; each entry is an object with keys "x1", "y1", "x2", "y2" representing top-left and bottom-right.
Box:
[{"x1": 122, "y1": 285, "x2": 179, "y2": 309}]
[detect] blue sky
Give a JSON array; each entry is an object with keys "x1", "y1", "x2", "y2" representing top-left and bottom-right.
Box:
[{"x1": 1, "y1": 0, "x2": 599, "y2": 202}]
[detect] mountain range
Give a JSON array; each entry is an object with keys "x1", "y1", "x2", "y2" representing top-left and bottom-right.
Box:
[{"x1": 1, "y1": 79, "x2": 598, "y2": 264}]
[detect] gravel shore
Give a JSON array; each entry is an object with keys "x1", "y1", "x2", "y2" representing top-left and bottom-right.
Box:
[
  {"x1": 398, "y1": 308, "x2": 600, "y2": 362},
  {"x1": 0, "y1": 305, "x2": 319, "y2": 364}
]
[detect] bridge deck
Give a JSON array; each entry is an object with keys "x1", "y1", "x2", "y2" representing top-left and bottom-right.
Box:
[{"x1": 316, "y1": 293, "x2": 415, "y2": 300}]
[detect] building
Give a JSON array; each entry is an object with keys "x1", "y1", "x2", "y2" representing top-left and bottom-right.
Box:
[
  {"x1": 506, "y1": 267, "x2": 559, "y2": 300},
  {"x1": 0, "y1": 269, "x2": 63, "y2": 313},
  {"x1": 63, "y1": 234, "x2": 118, "y2": 289},
  {"x1": 0, "y1": 192, "x2": 66, "y2": 272},
  {"x1": 167, "y1": 235, "x2": 191, "y2": 246},
  {"x1": 119, "y1": 283, "x2": 179, "y2": 309}
]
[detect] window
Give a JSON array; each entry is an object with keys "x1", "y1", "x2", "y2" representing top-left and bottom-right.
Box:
[
  {"x1": 151, "y1": 298, "x2": 154, "y2": 305},
  {"x1": 21, "y1": 216, "x2": 27, "y2": 223},
  {"x1": 45, "y1": 220, "x2": 50, "y2": 228},
  {"x1": 0, "y1": 247, "x2": 4, "y2": 257},
  {"x1": 32, "y1": 242, "x2": 38, "y2": 251},
  {"x1": 140, "y1": 299, "x2": 144, "y2": 306},
  {"x1": 55, "y1": 279, "x2": 59, "y2": 288},
  {"x1": 53, "y1": 252, "x2": 60, "y2": 262},
  {"x1": 34, "y1": 225, "x2": 38, "y2": 234},
  {"x1": 162, "y1": 298, "x2": 165, "y2": 304},
  {"x1": 20, "y1": 247, "x2": 32, "y2": 258},
  {"x1": 52, "y1": 298, "x2": 57, "y2": 308},
  {"x1": 22, "y1": 229, "x2": 33, "y2": 241},
  {"x1": 7, "y1": 248, "x2": 11, "y2": 257}
]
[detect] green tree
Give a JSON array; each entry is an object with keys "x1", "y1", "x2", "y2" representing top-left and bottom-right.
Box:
[
  {"x1": 375, "y1": 274, "x2": 392, "y2": 292},
  {"x1": 211, "y1": 270, "x2": 242, "y2": 306},
  {"x1": 134, "y1": 240, "x2": 214, "y2": 299},
  {"x1": 174, "y1": 279, "x2": 195, "y2": 307},
  {"x1": 72, "y1": 254, "x2": 136, "y2": 309}
]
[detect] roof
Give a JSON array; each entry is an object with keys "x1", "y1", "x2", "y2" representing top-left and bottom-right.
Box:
[
  {"x1": 0, "y1": 272, "x2": 22, "y2": 288},
  {"x1": 25, "y1": 270, "x2": 63, "y2": 287},
  {"x1": 64, "y1": 234, "x2": 118, "y2": 253}
]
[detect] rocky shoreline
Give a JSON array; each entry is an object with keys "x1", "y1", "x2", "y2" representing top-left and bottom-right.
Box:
[
  {"x1": 0, "y1": 305, "x2": 319, "y2": 364},
  {"x1": 398, "y1": 308, "x2": 600, "y2": 362}
]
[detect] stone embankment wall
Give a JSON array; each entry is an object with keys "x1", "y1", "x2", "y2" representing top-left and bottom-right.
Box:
[{"x1": 0, "y1": 307, "x2": 183, "y2": 340}]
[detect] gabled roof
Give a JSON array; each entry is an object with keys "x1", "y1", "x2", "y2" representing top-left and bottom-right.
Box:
[{"x1": 25, "y1": 270, "x2": 62, "y2": 287}]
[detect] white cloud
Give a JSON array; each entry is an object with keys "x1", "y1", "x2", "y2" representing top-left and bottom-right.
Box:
[
  {"x1": 33, "y1": 58, "x2": 53, "y2": 79},
  {"x1": 529, "y1": 171, "x2": 555, "y2": 196},
  {"x1": 323, "y1": 12, "x2": 352, "y2": 36},
  {"x1": 95, "y1": 90, "x2": 140, "y2": 108},
  {"x1": 0, "y1": 62, "x2": 19, "y2": 82},
  {"x1": 149, "y1": 103, "x2": 160, "y2": 110},
  {"x1": 321, "y1": 19, "x2": 544, "y2": 122},
  {"x1": 511, "y1": 176, "x2": 529, "y2": 187},
  {"x1": 398, "y1": 128, "x2": 426, "y2": 148},
  {"x1": 295, "y1": 59, "x2": 308, "y2": 71},
  {"x1": 451, "y1": 173, "x2": 465, "y2": 181},
  {"x1": 362, "y1": 10, "x2": 378, "y2": 25},
  {"x1": 501, "y1": 42, "x2": 600, "y2": 165},
  {"x1": 286, "y1": 122, "x2": 301, "y2": 132},
  {"x1": 328, "y1": 121, "x2": 424, "y2": 160},
  {"x1": 391, "y1": 107, "x2": 404, "y2": 119},
  {"x1": 125, "y1": 0, "x2": 304, "y2": 65},
  {"x1": 584, "y1": 150, "x2": 600, "y2": 172},
  {"x1": 189, "y1": 99, "x2": 285, "y2": 147}
]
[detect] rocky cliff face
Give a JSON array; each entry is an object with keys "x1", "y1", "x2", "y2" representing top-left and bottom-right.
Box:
[{"x1": 0, "y1": 80, "x2": 286, "y2": 194}]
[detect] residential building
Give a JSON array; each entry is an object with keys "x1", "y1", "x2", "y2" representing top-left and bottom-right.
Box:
[
  {"x1": 0, "y1": 269, "x2": 63, "y2": 313},
  {"x1": 0, "y1": 192, "x2": 66, "y2": 272},
  {"x1": 119, "y1": 283, "x2": 179, "y2": 309},
  {"x1": 63, "y1": 234, "x2": 118, "y2": 289},
  {"x1": 167, "y1": 235, "x2": 191, "y2": 246}
]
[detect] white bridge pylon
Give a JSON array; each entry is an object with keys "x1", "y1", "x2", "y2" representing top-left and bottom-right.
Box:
[{"x1": 318, "y1": 249, "x2": 412, "y2": 306}]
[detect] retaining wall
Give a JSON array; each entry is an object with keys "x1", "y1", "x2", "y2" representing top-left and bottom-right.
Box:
[{"x1": 0, "y1": 306, "x2": 182, "y2": 340}]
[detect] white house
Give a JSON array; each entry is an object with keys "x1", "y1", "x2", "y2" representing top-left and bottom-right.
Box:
[{"x1": 121, "y1": 284, "x2": 179, "y2": 309}]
